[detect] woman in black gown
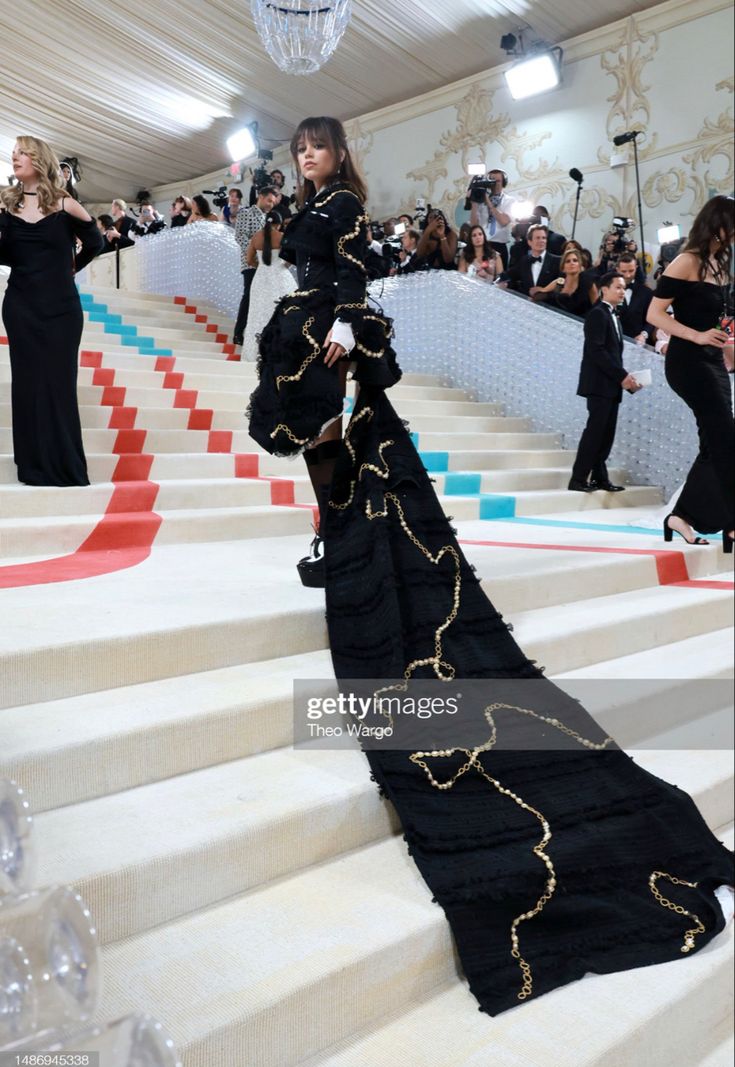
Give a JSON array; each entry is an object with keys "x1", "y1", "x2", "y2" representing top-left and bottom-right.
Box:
[
  {"x1": 248, "y1": 119, "x2": 733, "y2": 1017},
  {"x1": 0, "y1": 135, "x2": 103, "y2": 486},
  {"x1": 647, "y1": 195, "x2": 734, "y2": 549},
  {"x1": 532, "y1": 247, "x2": 599, "y2": 318}
]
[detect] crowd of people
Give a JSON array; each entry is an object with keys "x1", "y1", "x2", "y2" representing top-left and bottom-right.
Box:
[
  {"x1": 2, "y1": 125, "x2": 733, "y2": 1036},
  {"x1": 2, "y1": 135, "x2": 732, "y2": 556}
]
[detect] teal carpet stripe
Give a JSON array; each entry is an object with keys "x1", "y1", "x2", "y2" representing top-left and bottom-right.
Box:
[
  {"x1": 78, "y1": 290, "x2": 172, "y2": 357},
  {"x1": 491, "y1": 516, "x2": 662, "y2": 535},
  {"x1": 479, "y1": 495, "x2": 517, "y2": 519},
  {"x1": 419, "y1": 450, "x2": 449, "y2": 472}
]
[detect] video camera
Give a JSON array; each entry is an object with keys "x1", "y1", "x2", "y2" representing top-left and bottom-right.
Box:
[
  {"x1": 203, "y1": 185, "x2": 228, "y2": 209},
  {"x1": 609, "y1": 216, "x2": 635, "y2": 255},
  {"x1": 463, "y1": 175, "x2": 501, "y2": 211}
]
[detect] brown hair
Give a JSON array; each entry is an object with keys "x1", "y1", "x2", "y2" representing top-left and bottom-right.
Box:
[
  {"x1": 0, "y1": 135, "x2": 67, "y2": 216},
  {"x1": 560, "y1": 248, "x2": 584, "y2": 271},
  {"x1": 290, "y1": 117, "x2": 367, "y2": 207},
  {"x1": 682, "y1": 195, "x2": 734, "y2": 282},
  {"x1": 526, "y1": 223, "x2": 549, "y2": 243},
  {"x1": 462, "y1": 224, "x2": 493, "y2": 265}
]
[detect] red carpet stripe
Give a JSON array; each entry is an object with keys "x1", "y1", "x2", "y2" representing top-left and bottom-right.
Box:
[
  {"x1": 458, "y1": 538, "x2": 691, "y2": 585},
  {"x1": 0, "y1": 482, "x2": 161, "y2": 589}
]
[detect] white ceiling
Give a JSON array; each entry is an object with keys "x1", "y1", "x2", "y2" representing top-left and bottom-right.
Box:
[{"x1": 2, "y1": 0, "x2": 666, "y2": 201}]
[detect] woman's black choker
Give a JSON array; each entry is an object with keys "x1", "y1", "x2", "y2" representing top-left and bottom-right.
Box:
[{"x1": 22, "y1": 191, "x2": 37, "y2": 196}]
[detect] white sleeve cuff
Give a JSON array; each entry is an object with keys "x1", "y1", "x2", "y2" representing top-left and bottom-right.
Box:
[{"x1": 330, "y1": 319, "x2": 356, "y2": 354}]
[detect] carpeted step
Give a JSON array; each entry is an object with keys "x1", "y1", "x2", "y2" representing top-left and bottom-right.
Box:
[
  {"x1": 93, "y1": 776, "x2": 732, "y2": 1067},
  {"x1": 297, "y1": 821, "x2": 733, "y2": 1067},
  {"x1": 558, "y1": 628, "x2": 735, "y2": 681},
  {"x1": 1, "y1": 538, "x2": 729, "y2": 708},
  {"x1": 1, "y1": 649, "x2": 333, "y2": 811},
  {"x1": 33, "y1": 745, "x2": 399, "y2": 944},
  {"x1": 511, "y1": 581, "x2": 734, "y2": 676}
]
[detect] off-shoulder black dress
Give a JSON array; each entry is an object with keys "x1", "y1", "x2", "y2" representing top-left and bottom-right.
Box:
[
  {"x1": 1, "y1": 203, "x2": 103, "y2": 485},
  {"x1": 248, "y1": 185, "x2": 733, "y2": 1017},
  {"x1": 655, "y1": 275, "x2": 734, "y2": 534}
]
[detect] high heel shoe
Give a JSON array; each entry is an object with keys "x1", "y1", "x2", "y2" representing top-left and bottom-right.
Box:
[
  {"x1": 297, "y1": 532, "x2": 325, "y2": 587},
  {"x1": 723, "y1": 530, "x2": 734, "y2": 554},
  {"x1": 663, "y1": 514, "x2": 709, "y2": 546}
]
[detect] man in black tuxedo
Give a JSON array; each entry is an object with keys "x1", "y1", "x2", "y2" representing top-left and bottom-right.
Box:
[
  {"x1": 569, "y1": 272, "x2": 643, "y2": 493},
  {"x1": 498, "y1": 224, "x2": 561, "y2": 296},
  {"x1": 533, "y1": 205, "x2": 566, "y2": 255},
  {"x1": 616, "y1": 252, "x2": 655, "y2": 345}
]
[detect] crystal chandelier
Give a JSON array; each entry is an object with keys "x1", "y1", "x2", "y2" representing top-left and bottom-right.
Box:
[{"x1": 251, "y1": 0, "x2": 353, "y2": 75}]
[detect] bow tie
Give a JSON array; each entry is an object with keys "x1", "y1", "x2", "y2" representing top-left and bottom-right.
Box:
[{"x1": 530, "y1": 256, "x2": 543, "y2": 264}]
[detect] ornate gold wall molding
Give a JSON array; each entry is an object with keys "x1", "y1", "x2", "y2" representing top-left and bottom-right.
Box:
[
  {"x1": 681, "y1": 77, "x2": 733, "y2": 194},
  {"x1": 598, "y1": 15, "x2": 659, "y2": 164}
]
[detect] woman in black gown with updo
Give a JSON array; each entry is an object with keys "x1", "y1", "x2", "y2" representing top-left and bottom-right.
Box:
[
  {"x1": 0, "y1": 135, "x2": 103, "y2": 486},
  {"x1": 647, "y1": 195, "x2": 734, "y2": 549},
  {"x1": 248, "y1": 121, "x2": 733, "y2": 1018}
]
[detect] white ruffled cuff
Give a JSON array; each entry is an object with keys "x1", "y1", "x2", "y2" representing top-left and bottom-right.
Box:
[{"x1": 330, "y1": 319, "x2": 356, "y2": 354}]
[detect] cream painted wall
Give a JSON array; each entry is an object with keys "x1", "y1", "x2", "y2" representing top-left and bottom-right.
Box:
[{"x1": 140, "y1": 0, "x2": 732, "y2": 262}]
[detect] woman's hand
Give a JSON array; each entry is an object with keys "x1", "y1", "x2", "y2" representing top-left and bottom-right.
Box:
[
  {"x1": 696, "y1": 327, "x2": 729, "y2": 347},
  {"x1": 323, "y1": 329, "x2": 346, "y2": 367}
]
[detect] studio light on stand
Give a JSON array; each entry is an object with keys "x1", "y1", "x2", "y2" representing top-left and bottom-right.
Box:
[
  {"x1": 569, "y1": 168, "x2": 584, "y2": 240},
  {"x1": 658, "y1": 222, "x2": 680, "y2": 244},
  {"x1": 613, "y1": 129, "x2": 647, "y2": 277},
  {"x1": 227, "y1": 124, "x2": 258, "y2": 163},
  {"x1": 501, "y1": 32, "x2": 563, "y2": 101}
]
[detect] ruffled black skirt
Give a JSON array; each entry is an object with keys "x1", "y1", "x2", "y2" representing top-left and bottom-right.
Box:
[
  {"x1": 247, "y1": 288, "x2": 401, "y2": 456},
  {"x1": 247, "y1": 295, "x2": 734, "y2": 1017}
]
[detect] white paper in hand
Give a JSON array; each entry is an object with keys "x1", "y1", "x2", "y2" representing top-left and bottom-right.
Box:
[{"x1": 630, "y1": 368, "x2": 652, "y2": 386}]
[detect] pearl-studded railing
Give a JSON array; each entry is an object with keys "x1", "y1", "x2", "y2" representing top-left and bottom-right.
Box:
[
  {"x1": 369, "y1": 272, "x2": 703, "y2": 501},
  {"x1": 134, "y1": 225, "x2": 244, "y2": 319},
  {"x1": 124, "y1": 232, "x2": 711, "y2": 500},
  {"x1": 0, "y1": 778, "x2": 181, "y2": 1065}
]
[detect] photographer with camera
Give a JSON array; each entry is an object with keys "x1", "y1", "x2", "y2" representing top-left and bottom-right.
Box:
[
  {"x1": 395, "y1": 227, "x2": 420, "y2": 274},
  {"x1": 132, "y1": 202, "x2": 166, "y2": 237},
  {"x1": 415, "y1": 208, "x2": 457, "y2": 270},
  {"x1": 467, "y1": 168, "x2": 514, "y2": 268},
  {"x1": 232, "y1": 184, "x2": 279, "y2": 346},
  {"x1": 593, "y1": 219, "x2": 638, "y2": 280}
]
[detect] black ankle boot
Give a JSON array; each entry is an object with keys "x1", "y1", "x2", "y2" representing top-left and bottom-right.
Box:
[{"x1": 297, "y1": 532, "x2": 325, "y2": 587}]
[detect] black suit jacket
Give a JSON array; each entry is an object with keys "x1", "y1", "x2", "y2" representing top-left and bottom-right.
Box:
[
  {"x1": 577, "y1": 302, "x2": 628, "y2": 398},
  {"x1": 506, "y1": 250, "x2": 561, "y2": 295},
  {"x1": 618, "y1": 282, "x2": 654, "y2": 343}
]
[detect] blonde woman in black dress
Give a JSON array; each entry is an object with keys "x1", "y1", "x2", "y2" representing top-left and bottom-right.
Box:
[{"x1": 0, "y1": 135, "x2": 102, "y2": 486}]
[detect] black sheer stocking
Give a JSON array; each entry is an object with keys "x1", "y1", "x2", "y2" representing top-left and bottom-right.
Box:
[{"x1": 303, "y1": 439, "x2": 342, "y2": 533}]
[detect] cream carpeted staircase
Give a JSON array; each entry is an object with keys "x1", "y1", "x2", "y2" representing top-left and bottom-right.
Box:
[{"x1": 0, "y1": 282, "x2": 732, "y2": 1067}]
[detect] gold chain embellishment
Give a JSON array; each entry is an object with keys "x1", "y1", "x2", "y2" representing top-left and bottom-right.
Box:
[
  {"x1": 648, "y1": 871, "x2": 706, "y2": 953},
  {"x1": 410, "y1": 703, "x2": 613, "y2": 1002},
  {"x1": 312, "y1": 189, "x2": 363, "y2": 210},
  {"x1": 269, "y1": 424, "x2": 311, "y2": 446},
  {"x1": 335, "y1": 300, "x2": 368, "y2": 312},
  {"x1": 370, "y1": 492, "x2": 461, "y2": 682},
  {"x1": 329, "y1": 412, "x2": 614, "y2": 1004},
  {"x1": 328, "y1": 406, "x2": 374, "y2": 511},
  {"x1": 275, "y1": 316, "x2": 321, "y2": 390},
  {"x1": 337, "y1": 212, "x2": 369, "y2": 274}
]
